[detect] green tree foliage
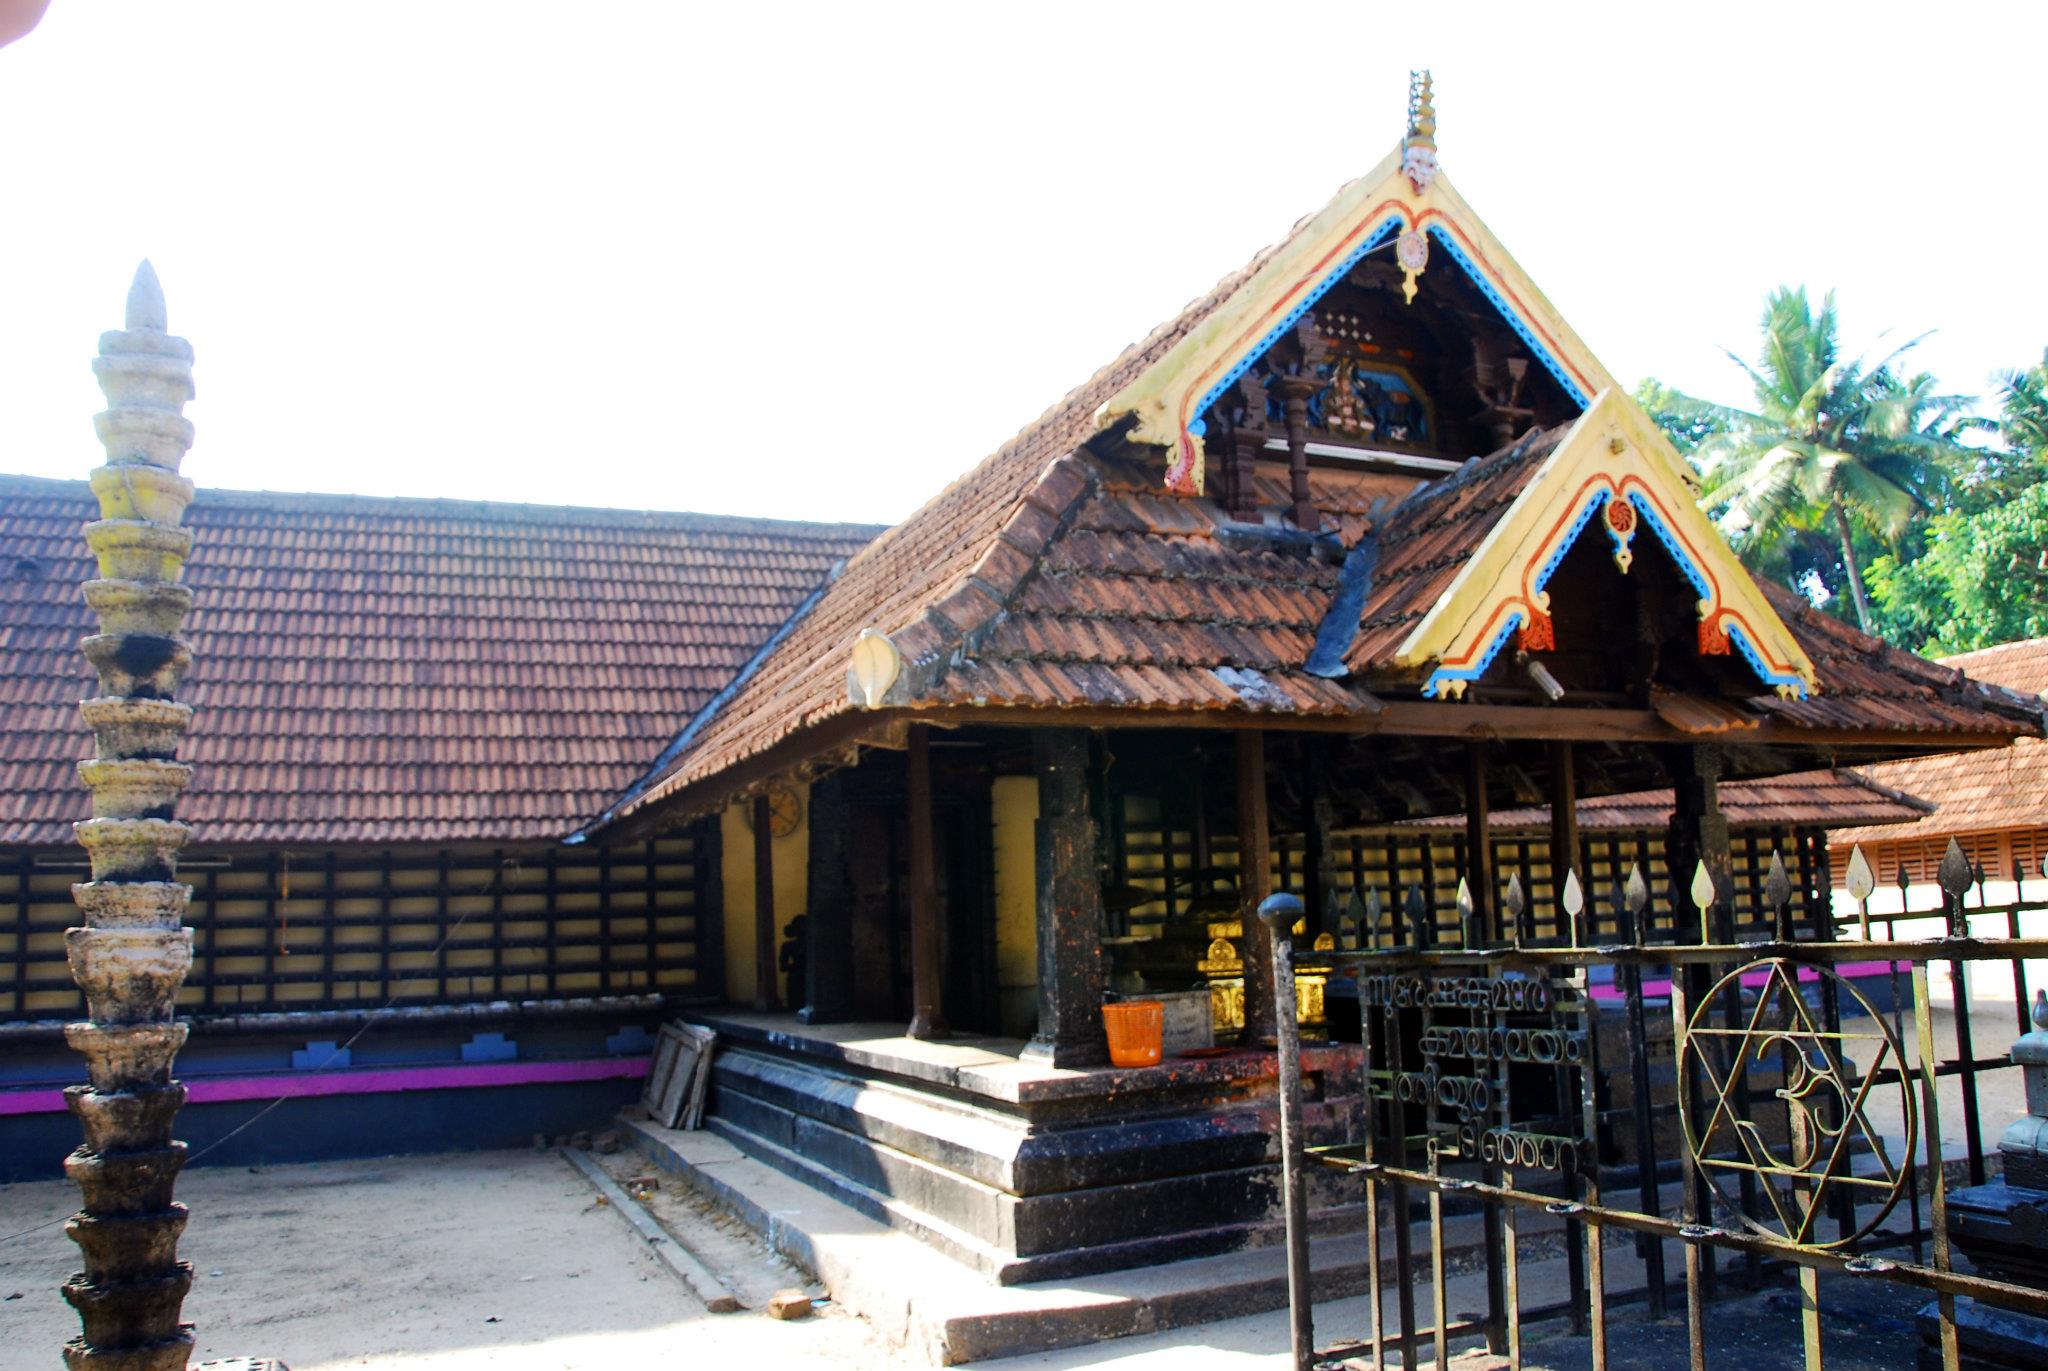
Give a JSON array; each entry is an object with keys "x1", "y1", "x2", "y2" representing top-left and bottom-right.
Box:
[
  {"x1": 1644, "y1": 287, "x2": 1984, "y2": 633},
  {"x1": 1862, "y1": 351, "x2": 2048, "y2": 652},
  {"x1": 1866, "y1": 484, "x2": 2048, "y2": 653}
]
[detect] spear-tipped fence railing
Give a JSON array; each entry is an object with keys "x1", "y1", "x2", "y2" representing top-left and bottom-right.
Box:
[{"x1": 1266, "y1": 836, "x2": 2048, "y2": 1371}]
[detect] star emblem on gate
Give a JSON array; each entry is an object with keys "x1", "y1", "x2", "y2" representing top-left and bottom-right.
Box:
[{"x1": 1678, "y1": 958, "x2": 1917, "y2": 1249}]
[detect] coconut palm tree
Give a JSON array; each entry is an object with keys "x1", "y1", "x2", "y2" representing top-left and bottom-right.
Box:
[
  {"x1": 1657, "y1": 288, "x2": 1980, "y2": 633},
  {"x1": 1996, "y1": 348, "x2": 2048, "y2": 461}
]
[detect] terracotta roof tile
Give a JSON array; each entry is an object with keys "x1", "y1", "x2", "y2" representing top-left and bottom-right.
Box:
[
  {"x1": 0, "y1": 474, "x2": 878, "y2": 847},
  {"x1": 1827, "y1": 636, "x2": 2048, "y2": 845}
]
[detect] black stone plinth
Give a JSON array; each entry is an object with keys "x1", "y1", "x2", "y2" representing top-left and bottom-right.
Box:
[
  {"x1": 1948, "y1": 1179, "x2": 2048, "y2": 1286},
  {"x1": 1918, "y1": 1296, "x2": 2048, "y2": 1371}
]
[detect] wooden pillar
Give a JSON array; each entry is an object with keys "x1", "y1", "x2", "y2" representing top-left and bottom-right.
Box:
[
  {"x1": 1304, "y1": 743, "x2": 1338, "y2": 937},
  {"x1": 1280, "y1": 377, "x2": 1318, "y2": 530},
  {"x1": 1548, "y1": 740, "x2": 1580, "y2": 941},
  {"x1": 906, "y1": 724, "x2": 947, "y2": 1039},
  {"x1": 1237, "y1": 730, "x2": 1278, "y2": 1046},
  {"x1": 1465, "y1": 742, "x2": 1494, "y2": 946},
  {"x1": 1666, "y1": 745, "x2": 1732, "y2": 942},
  {"x1": 1022, "y1": 729, "x2": 1106, "y2": 1067},
  {"x1": 800, "y1": 772, "x2": 852, "y2": 1024},
  {"x1": 751, "y1": 794, "x2": 778, "y2": 1012}
]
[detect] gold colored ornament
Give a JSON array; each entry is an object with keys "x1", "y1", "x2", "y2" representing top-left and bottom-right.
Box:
[{"x1": 1396, "y1": 229, "x2": 1430, "y2": 304}]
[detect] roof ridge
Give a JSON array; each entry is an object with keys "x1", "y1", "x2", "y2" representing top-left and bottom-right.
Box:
[
  {"x1": 0, "y1": 469, "x2": 888, "y2": 536},
  {"x1": 881, "y1": 452, "x2": 1101, "y2": 702}
]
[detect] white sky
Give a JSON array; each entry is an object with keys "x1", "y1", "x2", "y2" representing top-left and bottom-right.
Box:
[{"x1": 2, "y1": 2, "x2": 2044, "y2": 526}]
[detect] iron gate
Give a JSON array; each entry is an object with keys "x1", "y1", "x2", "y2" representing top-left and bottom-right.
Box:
[{"x1": 1261, "y1": 840, "x2": 2048, "y2": 1371}]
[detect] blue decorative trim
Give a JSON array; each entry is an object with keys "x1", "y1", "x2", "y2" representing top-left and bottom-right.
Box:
[
  {"x1": 1425, "y1": 225, "x2": 1589, "y2": 407},
  {"x1": 1185, "y1": 212, "x2": 1591, "y2": 443},
  {"x1": 1305, "y1": 533, "x2": 1381, "y2": 678},
  {"x1": 1189, "y1": 215, "x2": 1405, "y2": 433},
  {"x1": 1726, "y1": 621, "x2": 1810, "y2": 698},
  {"x1": 1535, "y1": 489, "x2": 1609, "y2": 595},
  {"x1": 1626, "y1": 492, "x2": 1710, "y2": 600},
  {"x1": 1422, "y1": 613, "x2": 1523, "y2": 698},
  {"x1": 1415, "y1": 482, "x2": 1809, "y2": 700}
]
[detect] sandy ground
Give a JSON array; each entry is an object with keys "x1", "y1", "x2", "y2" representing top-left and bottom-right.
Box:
[
  {"x1": 1, "y1": 1016, "x2": 2025, "y2": 1371},
  {"x1": 0, "y1": 1145, "x2": 1968, "y2": 1371},
  {"x1": 0, "y1": 1149, "x2": 900, "y2": 1371}
]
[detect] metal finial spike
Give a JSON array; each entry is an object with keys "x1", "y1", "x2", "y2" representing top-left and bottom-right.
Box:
[
  {"x1": 1561, "y1": 868, "x2": 1584, "y2": 918},
  {"x1": 1455, "y1": 877, "x2": 1473, "y2": 920},
  {"x1": 2033, "y1": 989, "x2": 2047, "y2": 1033},
  {"x1": 1845, "y1": 846, "x2": 1875, "y2": 903},
  {"x1": 1937, "y1": 838, "x2": 1973, "y2": 899},
  {"x1": 1690, "y1": 859, "x2": 1716, "y2": 914},
  {"x1": 1504, "y1": 871, "x2": 1526, "y2": 919},
  {"x1": 125, "y1": 260, "x2": 166, "y2": 332},
  {"x1": 1764, "y1": 850, "x2": 1791, "y2": 913},
  {"x1": 1624, "y1": 864, "x2": 1648, "y2": 916}
]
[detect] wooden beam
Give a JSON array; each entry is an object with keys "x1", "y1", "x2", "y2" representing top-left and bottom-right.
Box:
[
  {"x1": 1548, "y1": 740, "x2": 1580, "y2": 943},
  {"x1": 752, "y1": 794, "x2": 778, "y2": 1012},
  {"x1": 906, "y1": 724, "x2": 947, "y2": 1039},
  {"x1": 601, "y1": 699, "x2": 2028, "y2": 844},
  {"x1": 1237, "y1": 730, "x2": 1277, "y2": 1047},
  {"x1": 1021, "y1": 729, "x2": 1107, "y2": 1067},
  {"x1": 910, "y1": 699, "x2": 2025, "y2": 750}
]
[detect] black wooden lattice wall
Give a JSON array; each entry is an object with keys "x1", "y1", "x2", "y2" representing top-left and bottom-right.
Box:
[{"x1": 1, "y1": 826, "x2": 716, "y2": 1022}]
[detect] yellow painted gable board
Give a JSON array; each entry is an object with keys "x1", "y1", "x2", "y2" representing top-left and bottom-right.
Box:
[
  {"x1": 1094, "y1": 145, "x2": 1617, "y2": 494},
  {"x1": 1391, "y1": 387, "x2": 1816, "y2": 700}
]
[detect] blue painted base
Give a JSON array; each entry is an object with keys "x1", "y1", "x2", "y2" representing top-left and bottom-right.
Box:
[{"x1": 2, "y1": 1076, "x2": 639, "y2": 1181}]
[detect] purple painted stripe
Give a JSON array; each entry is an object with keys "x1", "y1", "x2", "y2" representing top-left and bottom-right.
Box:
[
  {"x1": 0, "y1": 1056, "x2": 648, "y2": 1118},
  {"x1": 1588, "y1": 960, "x2": 1904, "y2": 1004}
]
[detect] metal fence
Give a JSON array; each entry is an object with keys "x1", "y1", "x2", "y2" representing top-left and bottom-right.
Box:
[{"x1": 1262, "y1": 839, "x2": 2048, "y2": 1371}]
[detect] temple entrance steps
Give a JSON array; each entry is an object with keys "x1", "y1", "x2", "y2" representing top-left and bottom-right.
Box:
[
  {"x1": 672, "y1": 1011, "x2": 1373, "y2": 1283},
  {"x1": 622, "y1": 1114, "x2": 1589, "y2": 1363}
]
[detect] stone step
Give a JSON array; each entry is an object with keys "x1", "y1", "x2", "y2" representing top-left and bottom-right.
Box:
[{"x1": 623, "y1": 1116, "x2": 1524, "y2": 1364}]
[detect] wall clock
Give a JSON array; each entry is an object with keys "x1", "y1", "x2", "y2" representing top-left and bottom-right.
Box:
[{"x1": 744, "y1": 785, "x2": 803, "y2": 839}]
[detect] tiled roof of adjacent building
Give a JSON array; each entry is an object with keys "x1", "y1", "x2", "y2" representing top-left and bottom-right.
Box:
[
  {"x1": 0, "y1": 474, "x2": 879, "y2": 846},
  {"x1": 1390, "y1": 767, "x2": 1933, "y2": 833},
  {"x1": 1830, "y1": 637, "x2": 2048, "y2": 848}
]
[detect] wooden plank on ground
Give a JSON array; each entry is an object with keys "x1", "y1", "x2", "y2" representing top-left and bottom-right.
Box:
[
  {"x1": 682, "y1": 1026, "x2": 716, "y2": 1130},
  {"x1": 559, "y1": 1146, "x2": 741, "y2": 1313}
]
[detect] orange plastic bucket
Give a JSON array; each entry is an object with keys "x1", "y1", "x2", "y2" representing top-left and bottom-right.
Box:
[{"x1": 1101, "y1": 999, "x2": 1164, "y2": 1068}]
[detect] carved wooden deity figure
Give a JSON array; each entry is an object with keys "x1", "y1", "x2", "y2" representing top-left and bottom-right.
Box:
[{"x1": 60, "y1": 264, "x2": 209, "y2": 1371}]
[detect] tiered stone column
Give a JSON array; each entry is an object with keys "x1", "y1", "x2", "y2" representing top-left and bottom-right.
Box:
[{"x1": 61, "y1": 262, "x2": 203, "y2": 1371}]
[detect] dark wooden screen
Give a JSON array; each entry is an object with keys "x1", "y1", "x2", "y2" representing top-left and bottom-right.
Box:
[{"x1": 1, "y1": 827, "x2": 716, "y2": 1022}]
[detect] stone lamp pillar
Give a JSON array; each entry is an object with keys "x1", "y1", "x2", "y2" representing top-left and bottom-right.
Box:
[
  {"x1": 1927, "y1": 989, "x2": 2048, "y2": 1368},
  {"x1": 60, "y1": 262, "x2": 204, "y2": 1371}
]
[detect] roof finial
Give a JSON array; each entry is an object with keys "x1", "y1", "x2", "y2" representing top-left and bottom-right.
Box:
[
  {"x1": 1403, "y1": 70, "x2": 1439, "y2": 193},
  {"x1": 1407, "y1": 71, "x2": 1436, "y2": 146},
  {"x1": 125, "y1": 259, "x2": 166, "y2": 333}
]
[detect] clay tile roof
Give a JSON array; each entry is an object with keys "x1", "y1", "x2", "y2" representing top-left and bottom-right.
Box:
[
  {"x1": 0, "y1": 473, "x2": 879, "y2": 846},
  {"x1": 1390, "y1": 767, "x2": 1933, "y2": 833},
  {"x1": 1338, "y1": 426, "x2": 1566, "y2": 675},
  {"x1": 605, "y1": 232, "x2": 1324, "y2": 824},
  {"x1": 1755, "y1": 588, "x2": 2043, "y2": 739},
  {"x1": 601, "y1": 216, "x2": 2039, "y2": 831},
  {"x1": 924, "y1": 451, "x2": 1415, "y2": 720},
  {"x1": 1827, "y1": 636, "x2": 2048, "y2": 847}
]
